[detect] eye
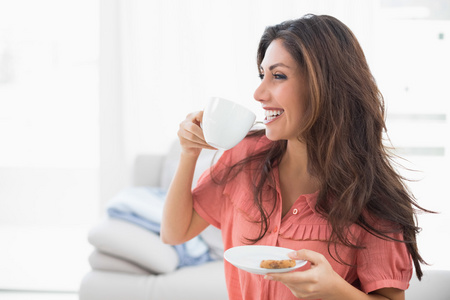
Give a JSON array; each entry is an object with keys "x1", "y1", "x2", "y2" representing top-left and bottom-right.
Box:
[{"x1": 273, "y1": 73, "x2": 287, "y2": 80}]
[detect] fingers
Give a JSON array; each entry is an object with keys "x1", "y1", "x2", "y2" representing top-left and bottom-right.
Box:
[
  {"x1": 189, "y1": 110, "x2": 203, "y2": 127},
  {"x1": 265, "y1": 269, "x2": 307, "y2": 283},
  {"x1": 179, "y1": 116, "x2": 204, "y2": 144},
  {"x1": 264, "y1": 250, "x2": 343, "y2": 299},
  {"x1": 178, "y1": 111, "x2": 216, "y2": 152},
  {"x1": 264, "y1": 249, "x2": 326, "y2": 283},
  {"x1": 288, "y1": 249, "x2": 325, "y2": 266}
]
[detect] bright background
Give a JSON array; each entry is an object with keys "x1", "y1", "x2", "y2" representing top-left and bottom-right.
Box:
[{"x1": 0, "y1": 0, "x2": 448, "y2": 295}]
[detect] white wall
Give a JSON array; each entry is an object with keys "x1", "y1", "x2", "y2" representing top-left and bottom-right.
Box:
[
  {"x1": 0, "y1": 0, "x2": 100, "y2": 225},
  {"x1": 99, "y1": 0, "x2": 128, "y2": 211},
  {"x1": 0, "y1": 0, "x2": 100, "y2": 290}
]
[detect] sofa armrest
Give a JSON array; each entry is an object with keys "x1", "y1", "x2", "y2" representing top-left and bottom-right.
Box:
[
  {"x1": 134, "y1": 140, "x2": 222, "y2": 190},
  {"x1": 133, "y1": 154, "x2": 165, "y2": 187}
]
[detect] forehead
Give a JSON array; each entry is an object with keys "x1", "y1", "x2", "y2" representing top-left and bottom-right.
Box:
[{"x1": 260, "y1": 39, "x2": 298, "y2": 69}]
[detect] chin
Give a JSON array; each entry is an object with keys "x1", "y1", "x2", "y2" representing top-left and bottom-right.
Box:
[{"x1": 264, "y1": 130, "x2": 284, "y2": 141}]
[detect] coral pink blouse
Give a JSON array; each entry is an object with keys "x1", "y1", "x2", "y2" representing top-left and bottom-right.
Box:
[{"x1": 192, "y1": 135, "x2": 412, "y2": 300}]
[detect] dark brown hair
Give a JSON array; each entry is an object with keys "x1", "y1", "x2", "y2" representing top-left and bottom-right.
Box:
[{"x1": 215, "y1": 14, "x2": 430, "y2": 280}]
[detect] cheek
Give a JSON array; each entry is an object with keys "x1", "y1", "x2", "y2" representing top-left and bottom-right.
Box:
[
  {"x1": 294, "y1": 89, "x2": 309, "y2": 118},
  {"x1": 287, "y1": 97, "x2": 306, "y2": 122}
]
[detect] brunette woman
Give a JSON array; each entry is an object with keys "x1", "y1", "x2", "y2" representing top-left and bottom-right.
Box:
[{"x1": 161, "y1": 14, "x2": 428, "y2": 300}]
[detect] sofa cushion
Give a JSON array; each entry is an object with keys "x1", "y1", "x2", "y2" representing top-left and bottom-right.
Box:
[
  {"x1": 149, "y1": 260, "x2": 228, "y2": 300},
  {"x1": 88, "y1": 250, "x2": 152, "y2": 275},
  {"x1": 79, "y1": 271, "x2": 155, "y2": 300},
  {"x1": 88, "y1": 218, "x2": 178, "y2": 274}
]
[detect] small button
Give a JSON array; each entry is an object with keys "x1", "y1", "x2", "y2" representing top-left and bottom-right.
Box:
[
  {"x1": 272, "y1": 226, "x2": 278, "y2": 233},
  {"x1": 292, "y1": 208, "x2": 298, "y2": 215}
]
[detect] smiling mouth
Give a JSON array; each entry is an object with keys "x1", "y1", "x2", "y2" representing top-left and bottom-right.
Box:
[{"x1": 264, "y1": 109, "x2": 284, "y2": 124}]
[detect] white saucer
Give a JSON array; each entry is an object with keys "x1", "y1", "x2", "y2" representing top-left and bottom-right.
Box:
[{"x1": 224, "y1": 245, "x2": 307, "y2": 275}]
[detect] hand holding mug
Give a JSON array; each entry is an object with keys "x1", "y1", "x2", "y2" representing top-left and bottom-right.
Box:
[{"x1": 177, "y1": 111, "x2": 217, "y2": 157}]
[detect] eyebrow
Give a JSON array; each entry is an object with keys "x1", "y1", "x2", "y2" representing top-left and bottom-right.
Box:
[
  {"x1": 259, "y1": 62, "x2": 291, "y2": 72},
  {"x1": 269, "y1": 63, "x2": 290, "y2": 71}
]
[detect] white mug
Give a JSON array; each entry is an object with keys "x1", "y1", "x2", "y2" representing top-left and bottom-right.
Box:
[{"x1": 202, "y1": 97, "x2": 256, "y2": 150}]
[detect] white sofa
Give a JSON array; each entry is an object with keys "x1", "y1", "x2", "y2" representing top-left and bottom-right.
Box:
[{"x1": 79, "y1": 142, "x2": 228, "y2": 300}]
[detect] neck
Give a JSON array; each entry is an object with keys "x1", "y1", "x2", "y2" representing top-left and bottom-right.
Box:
[
  {"x1": 280, "y1": 139, "x2": 320, "y2": 194},
  {"x1": 280, "y1": 140, "x2": 309, "y2": 177},
  {"x1": 278, "y1": 139, "x2": 319, "y2": 216}
]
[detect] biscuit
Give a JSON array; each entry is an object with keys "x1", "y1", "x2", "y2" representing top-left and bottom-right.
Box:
[{"x1": 260, "y1": 259, "x2": 296, "y2": 269}]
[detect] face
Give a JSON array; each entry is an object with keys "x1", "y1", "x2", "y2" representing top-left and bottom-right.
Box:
[{"x1": 254, "y1": 39, "x2": 309, "y2": 142}]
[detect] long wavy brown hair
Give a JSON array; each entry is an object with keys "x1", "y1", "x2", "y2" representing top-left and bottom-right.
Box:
[{"x1": 213, "y1": 14, "x2": 431, "y2": 280}]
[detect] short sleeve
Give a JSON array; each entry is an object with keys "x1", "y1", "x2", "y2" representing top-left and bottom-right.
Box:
[{"x1": 356, "y1": 230, "x2": 413, "y2": 293}]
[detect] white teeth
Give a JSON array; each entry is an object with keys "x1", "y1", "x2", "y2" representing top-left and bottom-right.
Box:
[{"x1": 264, "y1": 110, "x2": 284, "y2": 120}]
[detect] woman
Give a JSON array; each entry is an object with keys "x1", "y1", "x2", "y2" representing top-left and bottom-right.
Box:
[{"x1": 161, "y1": 14, "x2": 428, "y2": 300}]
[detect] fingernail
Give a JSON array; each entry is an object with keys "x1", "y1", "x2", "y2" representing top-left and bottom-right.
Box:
[{"x1": 264, "y1": 275, "x2": 273, "y2": 280}]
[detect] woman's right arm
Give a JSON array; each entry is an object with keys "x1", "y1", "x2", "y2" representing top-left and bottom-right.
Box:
[{"x1": 160, "y1": 111, "x2": 215, "y2": 245}]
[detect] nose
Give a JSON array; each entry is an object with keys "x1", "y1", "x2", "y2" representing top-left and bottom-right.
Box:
[{"x1": 253, "y1": 78, "x2": 269, "y2": 104}]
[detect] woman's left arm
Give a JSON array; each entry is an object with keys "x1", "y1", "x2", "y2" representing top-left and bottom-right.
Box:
[{"x1": 265, "y1": 249, "x2": 405, "y2": 300}]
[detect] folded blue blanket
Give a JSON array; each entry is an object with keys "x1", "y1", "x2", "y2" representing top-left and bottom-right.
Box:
[{"x1": 106, "y1": 187, "x2": 214, "y2": 268}]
